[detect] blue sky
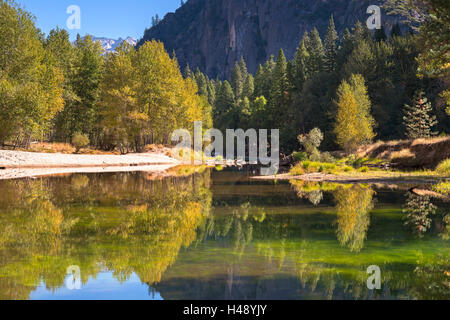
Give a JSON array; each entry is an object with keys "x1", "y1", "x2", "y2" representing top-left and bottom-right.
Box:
[{"x1": 16, "y1": 0, "x2": 181, "y2": 40}]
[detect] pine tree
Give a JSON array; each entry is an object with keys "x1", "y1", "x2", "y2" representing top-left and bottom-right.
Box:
[
  {"x1": 337, "y1": 28, "x2": 354, "y2": 70},
  {"x1": 269, "y1": 49, "x2": 288, "y2": 119},
  {"x1": 242, "y1": 73, "x2": 254, "y2": 99},
  {"x1": 230, "y1": 62, "x2": 243, "y2": 100},
  {"x1": 239, "y1": 57, "x2": 248, "y2": 82},
  {"x1": 308, "y1": 28, "x2": 325, "y2": 75},
  {"x1": 324, "y1": 15, "x2": 339, "y2": 73},
  {"x1": 183, "y1": 64, "x2": 193, "y2": 78},
  {"x1": 403, "y1": 91, "x2": 438, "y2": 139},
  {"x1": 292, "y1": 39, "x2": 310, "y2": 90},
  {"x1": 352, "y1": 21, "x2": 371, "y2": 43},
  {"x1": 253, "y1": 65, "x2": 265, "y2": 98},
  {"x1": 214, "y1": 80, "x2": 235, "y2": 130},
  {"x1": 194, "y1": 68, "x2": 207, "y2": 96}
]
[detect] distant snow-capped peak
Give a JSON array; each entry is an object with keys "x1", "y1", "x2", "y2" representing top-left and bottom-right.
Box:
[{"x1": 89, "y1": 36, "x2": 137, "y2": 53}]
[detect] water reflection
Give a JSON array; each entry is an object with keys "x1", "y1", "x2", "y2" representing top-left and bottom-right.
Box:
[
  {"x1": 334, "y1": 185, "x2": 374, "y2": 252},
  {"x1": 0, "y1": 170, "x2": 212, "y2": 299},
  {"x1": 0, "y1": 170, "x2": 448, "y2": 300}
]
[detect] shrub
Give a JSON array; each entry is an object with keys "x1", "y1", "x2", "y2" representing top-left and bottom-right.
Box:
[
  {"x1": 433, "y1": 181, "x2": 450, "y2": 195},
  {"x1": 290, "y1": 164, "x2": 305, "y2": 176},
  {"x1": 436, "y1": 159, "x2": 450, "y2": 176},
  {"x1": 293, "y1": 152, "x2": 308, "y2": 162},
  {"x1": 321, "y1": 152, "x2": 336, "y2": 163},
  {"x1": 358, "y1": 166, "x2": 370, "y2": 173},
  {"x1": 298, "y1": 128, "x2": 324, "y2": 158},
  {"x1": 72, "y1": 132, "x2": 90, "y2": 153},
  {"x1": 309, "y1": 149, "x2": 322, "y2": 162},
  {"x1": 343, "y1": 166, "x2": 353, "y2": 172}
]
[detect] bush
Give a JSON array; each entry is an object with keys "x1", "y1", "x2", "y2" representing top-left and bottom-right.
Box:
[
  {"x1": 293, "y1": 152, "x2": 308, "y2": 162},
  {"x1": 433, "y1": 181, "x2": 450, "y2": 195},
  {"x1": 309, "y1": 149, "x2": 322, "y2": 162},
  {"x1": 436, "y1": 159, "x2": 450, "y2": 176},
  {"x1": 358, "y1": 166, "x2": 370, "y2": 173},
  {"x1": 321, "y1": 152, "x2": 336, "y2": 163},
  {"x1": 290, "y1": 165, "x2": 305, "y2": 176},
  {"x1": 72, "y1": 132, "x2": 90, "y2": 153}
]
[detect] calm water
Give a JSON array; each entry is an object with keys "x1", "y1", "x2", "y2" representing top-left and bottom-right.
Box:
[{"x1": 0, "y1": 168, "x2": 448, "y2": 300}]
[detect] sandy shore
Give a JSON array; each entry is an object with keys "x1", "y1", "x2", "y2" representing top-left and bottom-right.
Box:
[
  {"x1": 0, "y1": 150, "x2": 179, "y2": 168},
  {"x1": 0, "y1": 150, "x2": 180, "y2": 179}
]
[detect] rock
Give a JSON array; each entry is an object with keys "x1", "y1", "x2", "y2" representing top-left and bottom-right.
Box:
[{"x1": 138, "y1": 0, "x2": 402, "y2": 79}]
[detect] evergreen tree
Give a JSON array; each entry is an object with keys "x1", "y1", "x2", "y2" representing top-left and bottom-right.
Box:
[
  {"x1": 308, "y1": 28, "x2": 325, "y2": 75},
  {"x1": 336, "y1": 28, "x2": 354, "y2": 71},
  {"x1": 403, "y1": 91, "x2": 438, "y2": 139},
  {"x1": 352, "y1": 21, "x2": 371, "y2": 43},
  {"x1": 239, "y1": 57, "x2": 248, "y2": 82},
  {"x1": 194, "y1": 68, "x2": 207, "y2": 96},
  {"x1": 183, "y1": 64, "x2": 193, "y2": 78},
  {"x1": 269, "y1": 49, "x2": 289, "y2": 126},
  {"x1": 292, "y1": 39, "x2": 310, "y2": 90},
  {"x1": 324, "y1": 15, "x2": 339, "y2": 73},
  {"x1": 214, "y1": 80, "x2": 235, "y2": 130},
  {"x1": 253, "y1": 65, "x2": 265, "y2": 98},
  {"x1": 230, "y1": 62, "x2": 243, "y2": 100},
  {"x1": 242, "y1": 73, "x2": 254, "y2": 99}
]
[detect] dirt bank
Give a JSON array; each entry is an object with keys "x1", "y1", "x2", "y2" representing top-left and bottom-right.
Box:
[{"x1": 355, "y1": 137, "x2": 450, "y2": 169}]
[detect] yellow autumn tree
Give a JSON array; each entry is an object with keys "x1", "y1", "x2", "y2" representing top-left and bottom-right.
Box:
[
  {"x1": 99, "y1": 40, "x2": 212, "y2": 152},
  {"x1": 334, "y1": 74, "x2": 375, "y2": 152},
  {"x1": 334, "y1": 185, "x2": 375, "y2": 252},
  {"x1": 135, "y1": 41, "x2": 212, "y2": 145}
]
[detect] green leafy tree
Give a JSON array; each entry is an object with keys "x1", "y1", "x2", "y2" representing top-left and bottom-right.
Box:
[{"x1": 0, "y1": 0, "x2": 64, "y2": 146}]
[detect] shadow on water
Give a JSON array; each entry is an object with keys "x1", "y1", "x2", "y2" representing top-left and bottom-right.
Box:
[{"x1": 0, "y1": 167, "x2": 448, "y2": 300}]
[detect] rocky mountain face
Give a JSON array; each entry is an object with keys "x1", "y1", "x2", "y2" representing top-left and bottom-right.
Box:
[
  {"x1": 91, "y1": 36, "x2": 137, "y2": 54},
  {"x1": 138, "y1": 0, "x2": 398, "y2": 79}
]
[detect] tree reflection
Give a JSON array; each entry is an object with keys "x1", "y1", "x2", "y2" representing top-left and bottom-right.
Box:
[
  {"x1": 403, "y1": 192, "x2": 437, "y2": 237},
  {"x1": 0, "y1": 169, "x2": 212, "y2": 299},
  {"x1": 333, "y1": 185, "x2": 375, "y2": 252}
]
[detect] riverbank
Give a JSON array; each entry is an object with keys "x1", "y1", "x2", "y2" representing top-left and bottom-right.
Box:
[
  {"x1": 252, "y1": 172, "x2": 447, "y2": 185},
  {"x1": 0, "y1": 150, "x2": 180, "y2": 179}
]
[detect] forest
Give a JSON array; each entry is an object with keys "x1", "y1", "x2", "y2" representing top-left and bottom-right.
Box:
[
  {"x1": 0, "y1": 0, "x2": 448, "y2": 156},
  {"x1": 187, "y1": 9, "x2": 449, "y2": 153}
]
